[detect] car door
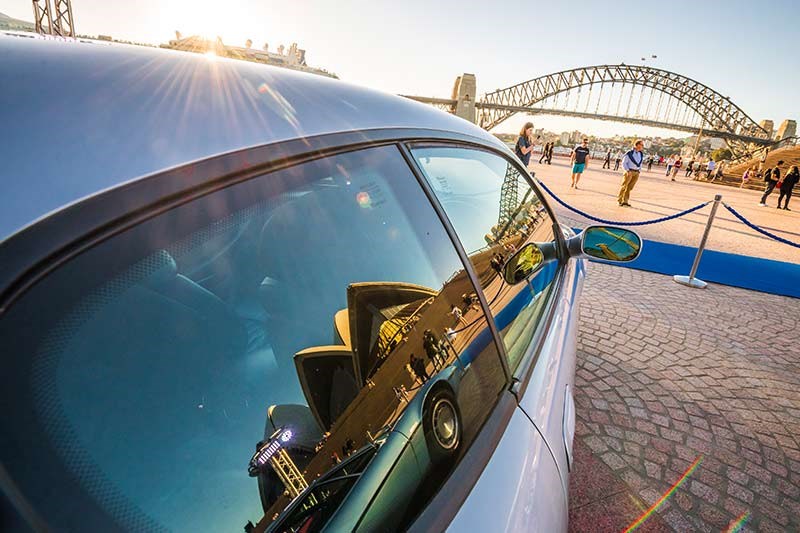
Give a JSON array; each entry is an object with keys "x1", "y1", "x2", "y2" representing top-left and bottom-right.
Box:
[
  {"x1": 407, "y1": 144, "x2": 577, "y2": 512},
  {"x1": 0, "y1": 142, "x2": 512, "y2": 532}
]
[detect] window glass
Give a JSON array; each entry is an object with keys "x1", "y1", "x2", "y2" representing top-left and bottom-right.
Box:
[
  {"x1": 411, "y1": 146, "x2": 561, "y2": 370},
  {"x1": 0, "y1": 146, "x2": 506, "y2": 532}
]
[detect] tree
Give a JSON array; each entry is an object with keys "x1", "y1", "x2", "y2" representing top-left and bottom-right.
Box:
[{"x1": 711, "y1": 148, "x2": 732, "y2": 162}]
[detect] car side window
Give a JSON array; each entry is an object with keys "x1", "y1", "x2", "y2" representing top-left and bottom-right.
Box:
[
  {"x1": 410, "y1": 146, "x2": 562, "y2": 371},
  {"x1": 0, "y1": 145, "x2": 507, "y2": 532}
]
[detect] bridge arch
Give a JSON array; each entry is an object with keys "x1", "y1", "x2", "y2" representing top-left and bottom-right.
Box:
[{"x1": 474, "y1": 64, "x2": 771, "y2": 158}]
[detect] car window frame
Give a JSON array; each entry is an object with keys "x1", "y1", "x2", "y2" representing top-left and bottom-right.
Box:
[
  {"x1": 0, "y1": 128, "x2": 522, "y2": 533},
  {"x1": 400, "y1": 141, "x2": 570, "y2": 399}
]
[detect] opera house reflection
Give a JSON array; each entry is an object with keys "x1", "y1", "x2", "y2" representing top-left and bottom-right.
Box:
[{"x1": 249, "y1": 186, "x2": 551, "y2": 532}]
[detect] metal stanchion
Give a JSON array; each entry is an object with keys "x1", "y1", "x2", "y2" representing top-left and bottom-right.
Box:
[{"x1": 673, "y1": 194, "x2": 722, "y2": 289}]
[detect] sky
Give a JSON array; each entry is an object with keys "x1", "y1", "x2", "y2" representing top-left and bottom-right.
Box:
[{"x1": 2, "y1": 0, "x2": 798, "y2": 138}]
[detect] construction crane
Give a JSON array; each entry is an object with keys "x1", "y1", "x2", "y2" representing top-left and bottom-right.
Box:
[{"x1": 31, "y1": 0, "x2": 75, "y2": 37}]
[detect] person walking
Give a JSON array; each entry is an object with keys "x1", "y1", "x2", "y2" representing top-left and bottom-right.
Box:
[
  {"x1": 740, "y1": 167, "x2": 753, "y2": 188},
  {"x1": 646, "y1": 155, "x2": 654, "y2": 171},
  {"x1": 515, "y1": 122, "x2": 535, "y2": 170},
  {"x1": 685, "y1": 159, "x2": 695, "y2": 177},
  {"x1": 665, "y1": 155, "x2": 675, "y2": 176},
  {"x1": 777, "y1": 165, "x2": 798, "y2": 210},
  {"x1": 671, "y1": 156, "x2": 682, "y2": 181},
  {"x1": 602, "y1": 149, "x2": 612, "y2": 169},
  {"x1": 617, "y1": 140, "x2": 644, "y2": 207},
  {"x1": 538, "y1": 141, "x2": 549, "y2": 164},
  {"x1": 613, "y1": 150, "x2": 623, "y2": 171},
  {"x1": 450, "y1": 304, "x2": 467, "y2": 326},
  {"x1": 705, "y1": 159, "x2": 716, "y2": 180},
  {"x1": 715, "y1": 161, "x2": 726, "y2": 181},
  {"x1": 570, "y1": 137, "x2": 591, "y2": 188},
  {"x1": 759, "y1": 160, "x2": 784, "y2": 206}
]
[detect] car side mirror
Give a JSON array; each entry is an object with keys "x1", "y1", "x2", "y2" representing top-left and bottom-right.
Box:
[
  {"x1": 502, "y1": 243, "x2": 544, "y2": 284},
  {"x1": 567, "y1": 225, "x2": 642, "y2": 262}
]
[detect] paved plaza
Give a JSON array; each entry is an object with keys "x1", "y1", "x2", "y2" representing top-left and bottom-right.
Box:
[
  {"x1": 568, "y1": 263, "x2": 800, "y2": 532},
  {"x1": 531, "y1": 158, "x2": 799, "y2": 264}
]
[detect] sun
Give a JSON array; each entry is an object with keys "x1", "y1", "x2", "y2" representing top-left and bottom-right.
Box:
[{"x1": 161, "y1": 0, "x2": 246, "y2": 43}]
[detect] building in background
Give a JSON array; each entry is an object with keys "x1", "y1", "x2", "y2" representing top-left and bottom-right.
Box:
[{"x1": 161, "y1": 32, "x2": 337, "y2": 78}]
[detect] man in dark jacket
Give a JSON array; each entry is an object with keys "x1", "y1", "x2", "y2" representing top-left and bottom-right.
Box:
[{"x1": 759, "y1": 160, "x2": 784, "y2": 207}]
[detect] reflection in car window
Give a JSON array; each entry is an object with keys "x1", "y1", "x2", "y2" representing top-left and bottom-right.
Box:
[
  {"x1": 411, "y1": 146, "x2": 561, "y2": 370},
  {"x1": 0, "y1": 146, "x2": 506, "y2": 532}
]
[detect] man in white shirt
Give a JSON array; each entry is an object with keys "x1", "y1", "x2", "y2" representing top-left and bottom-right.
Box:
[
  {"x1": 706, "y1": 159, "x2": 716, "y2": 180},
  {"x1": 665, "y1": 156, "x2": 675, "y2": 176},
  {"x1": 617, "y1": 140, "x2": 645, "y2": 207}
]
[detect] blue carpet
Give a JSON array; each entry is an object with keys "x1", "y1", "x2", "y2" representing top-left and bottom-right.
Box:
[{"x1": 588, "y1": 237, "x2": 800, "y2": 299}]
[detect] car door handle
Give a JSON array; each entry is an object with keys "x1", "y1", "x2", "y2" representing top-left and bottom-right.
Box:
[{"x1": 563, "y1": 384, "x2": 575, "y2": 471}]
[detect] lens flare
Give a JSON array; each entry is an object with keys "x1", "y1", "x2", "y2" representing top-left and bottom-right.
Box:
[
  {"x1": 356, "y1": 191, "x2": 371, "y2": 208},
  {"x1": 623, "y1": 455, "x2": 703, "y2": 532},
  {"x1": 724, "y1": 511, "x2": 751, "y2": 533}
]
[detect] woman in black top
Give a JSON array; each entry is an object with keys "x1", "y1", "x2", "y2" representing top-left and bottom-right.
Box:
[
  {"x1": 515, "y1": 122, "x2": 535, "y2": 169},
  {"x1": 778, "y1": 165, "x2": 799, "y2": 210}
]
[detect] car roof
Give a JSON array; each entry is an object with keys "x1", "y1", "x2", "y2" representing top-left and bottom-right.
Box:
[{"x1": 0, "y1": 32, "x2": 503, "y2": 243}]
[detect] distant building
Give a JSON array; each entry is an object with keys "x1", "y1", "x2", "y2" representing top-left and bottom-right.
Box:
[
  {"x1": 161, "y1": 34, "x2": 337, "y2": 78},
  {"x1": 559, "y1": 132, "x2": 571, "y2": 146}
]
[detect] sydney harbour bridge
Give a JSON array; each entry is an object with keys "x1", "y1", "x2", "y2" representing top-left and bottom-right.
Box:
[
  {"x1": 404, "y1": 65, "x2": 781, "y2": 161},
  {"x1": 21, "y1": 3, "x2": 791, "y2": 161}
]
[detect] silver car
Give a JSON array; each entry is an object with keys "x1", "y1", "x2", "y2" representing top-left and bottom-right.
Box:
[{"x1": 0, "y1": 33, "x2": 641, "y2": 532}]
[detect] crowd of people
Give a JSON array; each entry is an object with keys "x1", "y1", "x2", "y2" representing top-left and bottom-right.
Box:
[{"x1": 514, "y1": 126, "x2": 798, "y2": 210}]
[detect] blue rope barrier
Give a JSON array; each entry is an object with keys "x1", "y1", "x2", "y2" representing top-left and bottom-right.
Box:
[
  {"x1": 535, "y1": 179, "x2": 710, "y2": 226},
  {"x1": 722, "y1": 203, "x2": 800, "y2": 249}
]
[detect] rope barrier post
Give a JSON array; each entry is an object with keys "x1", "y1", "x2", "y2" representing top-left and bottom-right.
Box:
[{"x1": 673, "y1": 194, "x2": 722, "y2": 289}]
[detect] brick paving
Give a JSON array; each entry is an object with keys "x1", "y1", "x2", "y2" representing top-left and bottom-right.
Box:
[{"x1": 569, "y1": 262, "x2": 800, "y2": 532}]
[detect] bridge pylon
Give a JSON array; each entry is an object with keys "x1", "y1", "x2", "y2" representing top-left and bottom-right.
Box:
[
  {"x1": 52, "y1": 0, "x2": 75, "y2": 37},
  {"x1": 32, "y1": 0, "x2": 53, "y2": 34},
  {"x1": 452, "y1": 74, "x2": 477, "y2": 123},
  {"x1": 31, "y1": 0, "x2": 74, "y2": 36}
]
